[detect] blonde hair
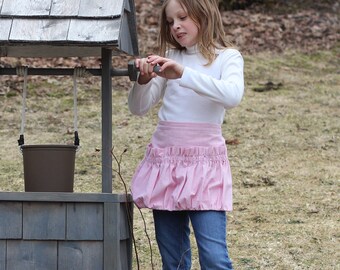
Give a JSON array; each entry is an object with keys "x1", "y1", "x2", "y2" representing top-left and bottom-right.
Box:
[{"x1": 158, "y1": 0, "x2": 233, "y2": 65}]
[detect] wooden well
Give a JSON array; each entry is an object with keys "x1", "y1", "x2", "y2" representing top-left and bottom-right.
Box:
[
  {"x1": 0, "y1": 192, "x2": 133, "y2": 270},
  {"x1": 0, "y1": 0, "x2": 139, "y2": 269}
]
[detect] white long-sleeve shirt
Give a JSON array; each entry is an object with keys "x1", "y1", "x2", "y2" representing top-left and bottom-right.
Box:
[{"x1": 128, "y1": 46, "x2": 244, "y2": 125}]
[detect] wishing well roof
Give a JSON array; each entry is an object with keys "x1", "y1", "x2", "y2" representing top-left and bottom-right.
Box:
[{"x1": 0, "y1": 0, "x2": 138, "y2": 57}]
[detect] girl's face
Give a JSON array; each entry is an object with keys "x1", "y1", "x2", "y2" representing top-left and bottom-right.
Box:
[{"x1": 165, "y1": 0, "x2": 199, "y2": 48}]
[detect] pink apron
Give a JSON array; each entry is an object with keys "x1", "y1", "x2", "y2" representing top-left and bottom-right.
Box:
[{"x1": 131, "y1": 121, "x2": 233, "y2": 211}]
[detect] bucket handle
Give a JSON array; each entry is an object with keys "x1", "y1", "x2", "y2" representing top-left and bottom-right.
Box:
[{"x1": 16, "y1": 66, "x2": 87, "y2": 152}]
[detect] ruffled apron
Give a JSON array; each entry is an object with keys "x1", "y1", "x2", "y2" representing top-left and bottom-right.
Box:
[{"x1": 131, "y1": 121, "x2": 233, "y2": 211}]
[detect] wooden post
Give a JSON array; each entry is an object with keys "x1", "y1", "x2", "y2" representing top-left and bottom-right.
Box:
[{"x1": 101, "y1": 48, "x2": 113, "y2": 193}]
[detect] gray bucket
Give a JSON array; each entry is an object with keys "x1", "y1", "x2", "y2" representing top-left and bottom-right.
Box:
[{"x1": 22, "y1": 145, "x2": 77, "y2": 192}]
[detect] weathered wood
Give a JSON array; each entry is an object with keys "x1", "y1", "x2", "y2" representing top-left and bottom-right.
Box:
[
  {"x1": 23, "y1": 202, "x2": 66, "y2": 240},
  {"x1": 1, "y1": 0, "x2": 51, "y2": 16},
  {"x1": 58, "y1": 241, "x2": 103, "y2": 270},
  {"x1": 0, "y1": 18, "x2": 11, "y2": 41},
  {"x1": 101, "y1": 48, "x2": 113, "y2": 193},
  {"x1": 120, "y1": 13, "x2": 134, "y2": 59},
  {"x1": 50, "y1": 0, "x2": 81, "y2": 16},
  {"x1": 7, "y1": 240, "x2": 57, "y2": 270},
  {"x1": 0, "y1": 0, "x2": 138, "y2": 57},
  {"x1": 0, "y1": 240, "x2": 5, "y2": 270},
  {"x1": 68, "y1": 19, "x2": 120, "y2": 43},
  {"x1": 0, "y1": 45, "x2": 126, "y2": 57},
  {"x1": 67, "y1": 203, "x2": 103, "y2": 240},
  {"x1": 0, "y1": 192, "x2": 131, "y2": 203},
  {"x1": 10, "y1": 19, "x2": 69, "y2": 42},
  {"x1": 120, "y1": 203, "x2": 131, "y2": 240},
  {"x1": 120, "y1": 240, "x2": 129, "y2": 270},
  {"x1": 0, "y1": 202, "x2": 22, "y2": 239},
  {"x1": 120, "y1": 201, "x2": 133, "y2": 270},
  {"x1": 0, "y1": 194, "x2": 133, "y2": 270},
  {"x1": 78, "y1": 0, "x2": 124, "y2": 17},
  {"x1": 104, "y1": 202, "x2": 120, "y2": 270}
]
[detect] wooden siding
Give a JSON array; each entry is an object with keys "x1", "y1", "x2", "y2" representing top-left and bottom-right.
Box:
[
  {"x1": 58, "y1": 241, "x2": 103, "y2": 270},
  {"x1": 0, "y1": 202, "x2": 22, "y2": 239},
  {"x1": 23, "y1": 202, "x2": 66, "y2": 240},
  {"x1": 7, "y1": 241, "x2": 58, "y2": 270},
  {"x1": 0, "y1": 192, "x2": 133, "y2": 270}
]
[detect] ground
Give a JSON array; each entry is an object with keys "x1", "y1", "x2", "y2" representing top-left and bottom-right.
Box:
[{"x1": 0, "y1": 1, "x2": 339, "y2": 269}]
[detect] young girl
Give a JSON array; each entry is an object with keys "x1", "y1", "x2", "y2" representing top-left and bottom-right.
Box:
[{"x1": 128, "y1": 0, "x2": 244, "y2": 269}]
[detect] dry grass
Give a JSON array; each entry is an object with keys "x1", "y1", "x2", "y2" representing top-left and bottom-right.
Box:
[{"x1": 0, "y1": 47, "x2": 339, "y2": 269}]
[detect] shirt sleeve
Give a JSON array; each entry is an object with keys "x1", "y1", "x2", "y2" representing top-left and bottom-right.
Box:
[
  {"x1": 179, "y1": 49, "x2": 244, "y2": 109},
  {"x1": 128, "y1": 76, "x2": 167, "y2": 116}
]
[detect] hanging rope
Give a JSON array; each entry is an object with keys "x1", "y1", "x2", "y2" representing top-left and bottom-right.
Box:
[
  {"x1": 16, "y1": 66, "x2": 89, "y2": 148},
  {"x1": 17, "y1": 66, "x2": 28, "y2": 147},
  {"x1": 73, "y1": 67, "x2": 89, "y2": 148}
]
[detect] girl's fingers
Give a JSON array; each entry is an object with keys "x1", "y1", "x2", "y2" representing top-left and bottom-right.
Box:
[
  {"x1": 147, "y1": 55, "x2": 167, "y2": 65},
  {"x1": 135, "y1": 59, "x2": 140, "y2": 69},
  {"x1": 146, "y1": 55, "x2": 160, "y2": 62}
]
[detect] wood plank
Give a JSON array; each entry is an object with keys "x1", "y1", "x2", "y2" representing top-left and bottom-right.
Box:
[
  {"x1": 124, "y1": 0, "x2": 131, "y2": 12},
  {"x1": 78, "y1": 0, "x2": 124, "y2": 17},
  {"x1": 0, "y1": 45, "x2": 106, "y2": 57},
  {"x1": 50, "y1": 0, "x2": 81, "y2": 16},
  {"x1": 67, "y1": 203, "x2": 103, "y2": 240},
  {"x1": 10, "y1": 19, "x2": 70, "y2": 42},
  {"x1": 119, "y1": 202, "x2": 133, "y2": 269},
  {"x1": 0, "y1": 202, "x2": 22, "y2": 239},
  {"x1": 0, "y1": 192, "x2": 131, "y2": 203},
  {"x1": 0, "y1": 18, "x2": 12, "y2": 42},
  {"x1": 120, "y1": 240, "x2": 129, "y2": 270},
  {"x1": 68, "y1": 19, "x2": 120, "y2": 43},
  {"x1": 58, "y1": 241, "x2": 103, "y2": 270},
  {"x1": 1, "y1": 0, "x2": 51, "y2": 16},
  {"x1": 104, "y1": 202, "x2": 120, "y2": 270},
  {"x1": 23, "y1": 202, "x2": 66, "y2": 240},
  {"x1": 119, "y1": 203, "x2": 132, "y2": 240},
  {"x1": 7, "y1": 240, "x2": 57, "y2": 270},
  {"x1": 0, "y1": 240, "x2": 5, "y2": 270}
]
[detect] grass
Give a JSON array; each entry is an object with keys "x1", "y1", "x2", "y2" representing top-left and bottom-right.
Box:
[{"x1": 0, "y1": 47, "x2": 339, "y2": 269}]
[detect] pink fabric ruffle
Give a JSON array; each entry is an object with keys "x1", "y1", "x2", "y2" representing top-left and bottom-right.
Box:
[{"x1": 131, "y1": 121, "x2": 233, "y2": 211}]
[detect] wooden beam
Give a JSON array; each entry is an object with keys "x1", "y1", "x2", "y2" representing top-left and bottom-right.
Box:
[{"x1": 101, "y1": 48, "x2": 113, "y2": 193}]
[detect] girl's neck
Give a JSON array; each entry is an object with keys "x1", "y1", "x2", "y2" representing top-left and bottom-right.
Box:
[{"x1": 186, "y1": 44, "x2": 199, "y2": 54}]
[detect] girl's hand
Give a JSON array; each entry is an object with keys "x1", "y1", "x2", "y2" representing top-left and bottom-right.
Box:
[
  {"x1": 135, "y1": 57, "x2": 158, "y2": 84},
  {"x1": 147, "y1": 55, "x2": 184, "y2": 80}
]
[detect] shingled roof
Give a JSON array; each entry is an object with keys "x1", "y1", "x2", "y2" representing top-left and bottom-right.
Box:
[{"x1": 0, "y1": 0, "x2": 139, "y2": 57}]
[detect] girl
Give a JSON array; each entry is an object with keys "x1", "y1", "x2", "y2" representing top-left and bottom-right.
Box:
[{"x1": 128, "y1": 0, "x2": 244, "y2": 269}]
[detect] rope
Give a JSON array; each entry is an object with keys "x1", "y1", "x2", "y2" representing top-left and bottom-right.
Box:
[
  {"x1": 16, "y1": 66, "x2": 88, "y2": 148},
  {"x1": 73, "y1": 67, "x2": 89, "y2": 147},
  {"x1": 17, "y1": 66, "x2": 28, "y2": 147}
]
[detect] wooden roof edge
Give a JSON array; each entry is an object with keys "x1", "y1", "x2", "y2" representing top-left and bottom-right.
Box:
[
  {"x1": 0, "y1": 40, "x2": 119, "y2": 46},
  {"x1": 0, "y1": 14, "x2": 122, "y2": 20}
]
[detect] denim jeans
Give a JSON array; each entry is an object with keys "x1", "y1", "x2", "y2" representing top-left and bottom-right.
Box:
[{"x1": 153, "y1": 210, "x2": 233, "y2": 270}]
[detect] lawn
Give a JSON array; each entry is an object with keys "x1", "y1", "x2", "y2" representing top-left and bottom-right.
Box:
[{"x1": 0, "y1": 47, "x2": 339, "y2": 269}]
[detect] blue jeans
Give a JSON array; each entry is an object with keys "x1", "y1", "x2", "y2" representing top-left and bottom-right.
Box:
[{"x1": 153, "y1": 210, "x2": 233, "y2": 270}]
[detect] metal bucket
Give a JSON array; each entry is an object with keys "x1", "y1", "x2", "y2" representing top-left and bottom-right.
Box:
[{"x1": 22, "y1": 145, "x2": 77, "y2": 192}]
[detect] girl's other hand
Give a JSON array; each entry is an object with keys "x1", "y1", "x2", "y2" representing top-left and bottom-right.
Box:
[{"x1": 147, "y1": 55, "x2": 184, "y2": 80}]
